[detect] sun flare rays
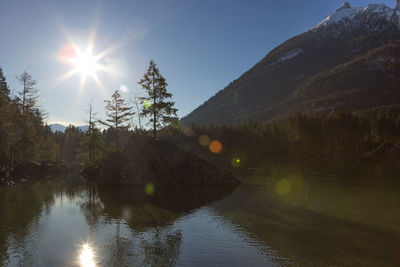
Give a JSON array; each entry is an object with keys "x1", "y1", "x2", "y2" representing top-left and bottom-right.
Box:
[{"x1": 57, "y1": 31, "x2": 118, "y2": 92}]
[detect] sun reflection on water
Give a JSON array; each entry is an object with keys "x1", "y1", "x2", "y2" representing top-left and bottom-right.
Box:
[{"x1": 79, "y1": 243, "x2": 96, "y2": 267}]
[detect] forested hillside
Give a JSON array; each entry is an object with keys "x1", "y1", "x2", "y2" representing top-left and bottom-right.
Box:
[{"x1": 182, "y1": 2, "x2": 400, "y2": 125}]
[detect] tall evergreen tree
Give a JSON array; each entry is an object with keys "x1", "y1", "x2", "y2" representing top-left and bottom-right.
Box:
[
  {"x1": 15, "y1": 71, "x2": 45, "y2": 163},
  {"x1": 78, "y1": 101, "x2": 103, "y2": 167},
  {"x1": 17, "y1": 71, "x2": 39, "y2": 116},
  {"x1": 102, "y1": 90, "x2": 133, "y2": 151},
  {"x1": 0, "y1": 67, "x2": 10, "y2": 99},
  {"x1": 138, "y1": 59, "x2": 178, "y2": 138},
  {"x1": 130, "y1": 94, "x2": 143, "y2": 131},
  {"x1": 0, "y1": 67, "x2": 12, "y2": 167},
  {"x1": 87, "y1": 101, "x2": 97, "y2": 165}
]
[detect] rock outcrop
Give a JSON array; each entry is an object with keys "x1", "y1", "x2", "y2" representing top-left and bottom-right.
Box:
[{"x1": 84, "y1": 134, "x2": 240, "y2": 187}]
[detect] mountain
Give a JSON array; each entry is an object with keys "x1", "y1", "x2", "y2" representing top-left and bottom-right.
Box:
[
  {"x1": 182, "y1": 1, "x2": 400, "y2": 125},
  {"x1": 49, "y1": 124, "x2": 89, "y2": 133},
  {"x1": 49, "y1": 124, "x2": 66, "y2": 133},
  {"x1": 77, "y1": 125, "x2": 89, "y2": 132}
]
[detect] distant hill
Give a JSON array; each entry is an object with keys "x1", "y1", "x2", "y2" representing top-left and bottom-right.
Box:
[
  {"x1": 49, "y1": 124, "x2": 66, "y2": 133},
  {"x1": 77, "y1": 125, "x2": 89, "y2": 132},
  {"x1": 182, "y1": 1, "x2": 400, "y2": 125},
  {"x1": 49, "y1": 124, "x2": 89, "y2": 133}
]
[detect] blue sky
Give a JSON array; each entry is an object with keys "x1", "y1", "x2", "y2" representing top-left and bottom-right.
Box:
[{"x1": 0, "y1": 0, "x2": 395, "y2": 125}]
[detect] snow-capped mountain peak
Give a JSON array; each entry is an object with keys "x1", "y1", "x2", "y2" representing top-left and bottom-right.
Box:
[
  {"x1": 313, "y1": 1, "x2": 400, "y2": 30},
  {"x1": 337, "y1": 1, "x2": 351, "y2": 12}
]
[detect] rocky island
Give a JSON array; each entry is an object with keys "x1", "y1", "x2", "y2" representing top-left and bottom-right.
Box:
[{"x1": 82, "y1": 134, "x2": 240, "y2": 187}]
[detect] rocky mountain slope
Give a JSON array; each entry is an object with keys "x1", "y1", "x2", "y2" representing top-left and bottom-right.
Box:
[{"x1": 183, "y1": 1, "x2": 400, "y2": 125}]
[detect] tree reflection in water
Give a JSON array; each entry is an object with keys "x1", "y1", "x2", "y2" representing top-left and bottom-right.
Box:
[
  {"x1": 79, "y1": 184, "x2": 236, "y2": 266},
  {"x1": 2, "y1": 169, "x2": 400, "y2": 266},
  {"x1": 0, "y1": 178, "x2": 67, "y2": 265},
  {"x1": 100, "y1": 223, "x2": 182, "y2": 267},
  {"x1": 0, "y1": 171, "x2": 239, "y2": 266}
]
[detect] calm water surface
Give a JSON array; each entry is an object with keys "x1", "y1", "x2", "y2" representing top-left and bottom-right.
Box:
[{"x1": 1, "y1": 169, "x2": 400, "y2": 266}]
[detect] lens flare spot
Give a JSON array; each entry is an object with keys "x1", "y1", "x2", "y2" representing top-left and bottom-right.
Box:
[
  {"x1": 231, "y1": 157, "x2": 241, "y2": 167},
  {"x1": 119, "y1": 84, "x2": 128, "y2": 92},
  {"x1": 79, "y1": 243, "x2": 96, "y2": 267},
  {"x1": 209, "y1": 140, "x2": 222, "y2": 154},
  {"x1": 199, "y1": 135, "x2": 210, "y2": 146},
  {"x1": 59, "y1": 44, "x2": 76, "y2": 62},
  {"x1": 143, "y1": 99, "x2": 152, "y2": 109},
  {"x1": 275, "y1": 179, "x2": 292, "y2": 196},
  {"x1": 145, "y1": 183, "x2": 154, "y2": 196},
  {"x1": 183, "y1": 127, "x2": 194, "y2": 137}
]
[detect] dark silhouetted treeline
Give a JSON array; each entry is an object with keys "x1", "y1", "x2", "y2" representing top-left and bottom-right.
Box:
[
  {"x1": 0, "y1": 67, "x2": 59, "y2": 171},
  {"x1": 163, "y1": 111, "x2": 400, "y2": 171},
  {"x1": 1, "y1": 63, "x2": 399, "y2": 179},
  {"x1": 0, "y1": 59, "x2": 178, "y2": 174}
]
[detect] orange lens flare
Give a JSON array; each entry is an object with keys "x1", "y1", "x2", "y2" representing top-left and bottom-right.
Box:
[{"x1": 209, "y1": 140, "x2": 222, "y2": 154}]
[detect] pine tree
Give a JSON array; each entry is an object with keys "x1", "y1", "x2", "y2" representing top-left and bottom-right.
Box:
[
  {"x1": 0, "y1": 67, "x2": 10, "y2": 100},
  {"x1": 130, "y1": 94, "x2": 143, "y2": 131},
  {"x1": 17, "y1": 71, "x2": 39, "y2": 116},
  {"x1": 78, "y1": 101, "x2": 103, "y2": 167},
  {"x1": 0, "y1": 67, "x2": 12, "y2": 167},
  {"x1": 138, "y1": 60, "x2": 178, "y2": 138},
  {"x1": 102, "y1": 90, "x2": 133, "y2": 151},
  {"x1": 15, "y1": 71, "x2": 45, "y2": 163},
  {"x1": 87, "y1": 101, "x2": 97, "y2": 165}
]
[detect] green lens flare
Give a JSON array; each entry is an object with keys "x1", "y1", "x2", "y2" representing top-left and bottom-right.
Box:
[
  {"x1": 231, "y1": 157, "x2": 241, "y2": 167},
  {"x1": 145, "y1": 183, "x2": 155, "y2": 195},
  {"x1": 143, "y1": 99, "x2": 152, "y2": 108}
]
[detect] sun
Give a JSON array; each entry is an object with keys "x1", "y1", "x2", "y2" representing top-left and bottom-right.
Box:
[
  {"x1": 58, "y1": 33, "x2": 117, "y2": 91},
  {"x1": 62, "y1": 44, "x2": 105, "y2": 88},
  {"x1": 58, "y1": 43, "x2": 106, "y2": 90},
  {"x1": 72, "y1": 49, "x2": 99, "y2": 77}
]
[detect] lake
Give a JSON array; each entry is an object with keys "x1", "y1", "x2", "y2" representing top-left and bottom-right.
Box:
[{"x1": 1, "y1": 167, "x2": 400, "y2": 266}]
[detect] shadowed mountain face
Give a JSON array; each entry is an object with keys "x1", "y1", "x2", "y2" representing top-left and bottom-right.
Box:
[{"x1": 183, "y1": 2, "x2": 400, "y2": 125}]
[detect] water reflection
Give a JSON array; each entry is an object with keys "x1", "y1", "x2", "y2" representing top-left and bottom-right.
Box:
[
  {"x1": 213, "y1": 174, "x2": 400, "y2": 266},
  {"x1": 65, "y1": 181, "x2": 237, "y2": 266},
  {"x1": 95, "y1": 185, "x2": 237, "y2": 231},
  {"x1": 89, "y1": 185, "x2": 236, "y2": 265},
  {"x1": 79, "y1": 243, "x2": 96, "y2": 267},
  {"x1": 1, "y1": 168, "x2": 400, "y2": 266},
  {"x1": 0, "y1": 178, "x2": 67, "y2": 265}
]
